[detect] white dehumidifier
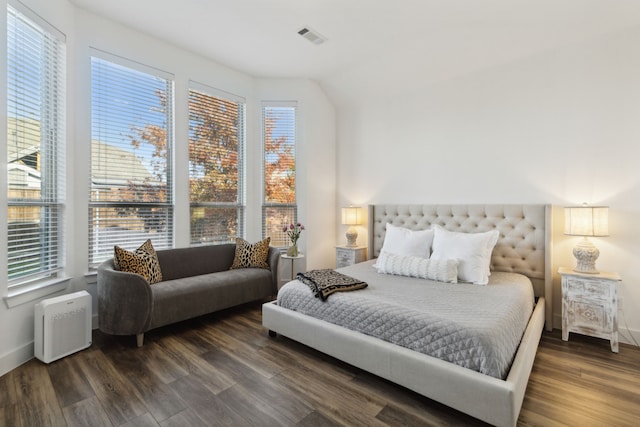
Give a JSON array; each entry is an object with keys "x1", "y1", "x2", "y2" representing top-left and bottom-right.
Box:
[{"x1": 34, "y1": 290, "x2": 92, "y2": 363}]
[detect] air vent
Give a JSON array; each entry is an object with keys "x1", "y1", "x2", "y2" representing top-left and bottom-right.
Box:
[{"x1": 298, "y1": 27, "x2": 327, "y2": 45}]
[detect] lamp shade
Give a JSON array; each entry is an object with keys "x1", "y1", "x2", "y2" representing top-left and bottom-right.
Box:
[
  {"x1": 341, "y1": 206, "x2": 362, "y2": 225},
  {"x1": 564, "y1": 206, "x2": 609, "y2": 237}
]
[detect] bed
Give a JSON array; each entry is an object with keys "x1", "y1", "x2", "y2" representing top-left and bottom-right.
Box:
[{"x1": 262, "y1": 204, "x2": 552, "y2": 426}]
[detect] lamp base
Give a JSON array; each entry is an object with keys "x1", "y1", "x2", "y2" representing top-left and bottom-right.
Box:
[
  {"x1": 345, "y1": 227, "x2": 358, "y2": 247},
  {"x1": 573, "y1": 238, "x2": 600, "y2": 274}
]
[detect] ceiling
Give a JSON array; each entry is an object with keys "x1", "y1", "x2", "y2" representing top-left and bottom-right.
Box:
[{"x1": 70, "y1": 0, "x2": 640, "y2": 94}]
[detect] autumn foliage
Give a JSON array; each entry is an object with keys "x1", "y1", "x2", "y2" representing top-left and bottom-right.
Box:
[
  {"x1": 263, "y1": 110, "x2": 295, "y2": 204},
  {"x1": 124, "y1": 90, "x2": 296, "y2": 244}
]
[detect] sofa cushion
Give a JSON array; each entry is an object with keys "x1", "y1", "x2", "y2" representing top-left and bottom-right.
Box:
[
  {"x1": 155, "y1": 244, "x2": 236, "y2": 280},
  {"x1": 148, "y1": 268, "x2": 274, "y2": 329},
  {"x1": 113, "y1": 239, "x2": 163, "y2": 284},
  {"x1": 230, "y1": 237, "x2": 271, "y2": 270}
]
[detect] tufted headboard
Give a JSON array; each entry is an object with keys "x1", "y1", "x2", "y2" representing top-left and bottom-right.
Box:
[{"x1": 368, "y1": 204, "x2": 552, "y2": 328}]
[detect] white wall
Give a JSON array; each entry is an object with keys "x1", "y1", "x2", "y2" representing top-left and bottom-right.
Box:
[
  {"x1": 0, "y1": 0, "x2": 77, "y2": 377},
  {"x1": 331, "y1": 25, "x2": 640, "y2": 342},
  {"x1": 0, "y1": 0, "x2": 336, "y2": 376},
  {"x1": 254, "y1": 79, "x2": 337, "y2": 275},
  {"x1": 247, "y1": 79, "x2": 337, "y2": 283}
]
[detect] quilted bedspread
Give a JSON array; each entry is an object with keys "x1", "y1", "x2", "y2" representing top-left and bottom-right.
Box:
[{"x1": 277, "y1": 260, "x2": 534, "y2": 379}]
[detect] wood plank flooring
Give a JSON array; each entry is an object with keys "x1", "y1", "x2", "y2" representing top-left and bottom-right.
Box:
[{"x1": 1, "y1": 301, "x2": 639, "y2": 426}]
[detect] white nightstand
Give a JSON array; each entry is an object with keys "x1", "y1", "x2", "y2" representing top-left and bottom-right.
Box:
[
  {"x1": 559, "y1": 267, "x2": 621, "y2": 353},
  {"x1": 335, "y1": 246, "x2": 367, "y2": 268}
]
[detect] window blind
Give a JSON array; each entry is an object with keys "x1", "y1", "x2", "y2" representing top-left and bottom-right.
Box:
[
  {"x1": 262, "y1": 102, "x2": 297, "y2": 247},
  {"x1": 89, "y1": 53, "x2": 174, "y2": 267},
  {"x1": 7, "y1": 4, "x2": 66, "y2": 286},
  {"x1": 189, "y1": 82, "x2": 245, "y2": 245}
]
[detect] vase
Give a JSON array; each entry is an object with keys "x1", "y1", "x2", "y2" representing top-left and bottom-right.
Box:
[{"x1": 286, "y1": 244, "x2": 298, "y2": 257}]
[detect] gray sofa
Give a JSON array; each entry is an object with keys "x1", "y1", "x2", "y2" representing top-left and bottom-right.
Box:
[{"x1": 97, "y1": 243, "x2": 280, "y2": 346}]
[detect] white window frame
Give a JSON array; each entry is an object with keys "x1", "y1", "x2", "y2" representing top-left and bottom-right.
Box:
[
  {"x1": 261, "y1": 101, "x2": 297, "y2": 247},
  {"x1": 88, "y1": 49, "x2": 175, "y2": 269},
  {"x1": 5, "y1": 1, "x2": 69, "y2": 306},
  {"x1": 188, "y1": 81, "x2": 246, "y2": 245}
]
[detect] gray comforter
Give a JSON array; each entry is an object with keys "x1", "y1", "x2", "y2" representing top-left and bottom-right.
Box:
[{"x1": 277, "y1": 260, "x2": 534, "y2": 379}]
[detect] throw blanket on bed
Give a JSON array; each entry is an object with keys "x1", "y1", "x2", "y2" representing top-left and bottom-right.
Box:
[{"x1": 296, "y1": 269, "x2": 367, "y2": 301}]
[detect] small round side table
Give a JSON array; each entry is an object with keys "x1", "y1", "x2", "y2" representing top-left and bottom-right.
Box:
[{"x1": 281, "y1": 253, "x2": 304, "y2": 281}]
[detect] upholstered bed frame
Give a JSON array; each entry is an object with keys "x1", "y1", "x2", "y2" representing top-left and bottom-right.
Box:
[{"x1": 263, "y1": 204, "x2": 552, "y2": 427}]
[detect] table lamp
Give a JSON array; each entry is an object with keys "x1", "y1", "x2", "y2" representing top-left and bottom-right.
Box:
[
  {"x1": 341, "y1": 206, "x2": 362, "y2": 247},
  {"x1": 564, "y1": 205, "x2": 609, "y2": 274}
]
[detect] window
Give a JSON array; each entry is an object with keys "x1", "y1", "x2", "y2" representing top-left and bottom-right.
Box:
[
  {"x1": 89, "y1": 53, "x2": 174, "y2": 268},
  {"x1": 6, "y1": 4, "x2": 66, "y2": 287},
  {"x1": 262, "y1": 102, "x2": 297, "y2": 246},
  {"x1": 189, "y1": 83, "x2": 245, "y2": 244}
]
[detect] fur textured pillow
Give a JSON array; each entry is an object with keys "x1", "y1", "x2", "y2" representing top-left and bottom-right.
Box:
[
  {"x1": 114, "y1": 239, "x2": 163, "y2": 284},
  {"x1": 230, "y1": 237, "x2": 271, "y2": 270},
  {"x1": 376, "y1": 251, "x2": 458, "y2": 283}
]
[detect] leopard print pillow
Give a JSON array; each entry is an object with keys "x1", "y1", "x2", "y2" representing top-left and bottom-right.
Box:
[
  {"x1": 230, "y1": 237, "x2": 271, "y2": 270},
  {"x1": 113, "y1": 239, "x2": 163, "y2": 284}
]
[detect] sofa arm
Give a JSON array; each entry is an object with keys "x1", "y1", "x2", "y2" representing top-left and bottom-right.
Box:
[
  {"x1": 97, "y1": 259, "x2": 153, "y2": 336},
  {"x1": 267, "y1": 247, "x2": 281, "y2": 294}
]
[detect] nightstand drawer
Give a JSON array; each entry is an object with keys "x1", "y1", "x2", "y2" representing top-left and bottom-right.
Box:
[
  {"x1": 565, "y1": 278, "x2": 610, "y2": 300},
  {"x1": 335, "y1": 246, "x2": 367, "y2": 268},
  {"x1": 567, "y1": 300, "x2": 610, "y2": 332},
  {"x1": 337, "y1": 249, "x2": 355, "y2": 263}
]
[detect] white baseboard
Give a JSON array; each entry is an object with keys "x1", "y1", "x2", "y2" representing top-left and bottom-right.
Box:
[
  {"x1": 0, "y1": 341, "x2": 34, "y2": 377},
  {"x1": 552, "y1": 312, "x2": 562, "y2": 331},
  {"x1": 618, "y1": 310, "x2": 640, "y2": 347},
  {"x1": 618, "y1": 327, "x2": 640, "y2": 347},
  {"x1": 1, "y1": 315, "x2": 98, "y2": 377}
]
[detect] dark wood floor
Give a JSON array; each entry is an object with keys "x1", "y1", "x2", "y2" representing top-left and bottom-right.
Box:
[{"x1": 1, "y1": 301, "x2": 639, "y2": 426}]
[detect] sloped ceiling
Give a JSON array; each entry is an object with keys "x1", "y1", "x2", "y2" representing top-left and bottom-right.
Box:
[{"x1": 70, "y1": 0, "x2": 640, "y2": 102}]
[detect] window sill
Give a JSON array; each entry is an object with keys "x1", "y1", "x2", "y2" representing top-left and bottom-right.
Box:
[
  {"x1": 4, "y1": 277, "x2": 71, "y2": 308},
  {"x1": 84, "y1": 271, "x2": 97, "y2": 285}
]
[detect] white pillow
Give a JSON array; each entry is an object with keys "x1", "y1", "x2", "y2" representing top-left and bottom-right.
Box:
[
  {"x1": 430, "y1": 225, "x2": 499, "y2": 285},
  {"x1": 380, "y1": 223, "x2": 434, "y2": 259},
  {"x1": 376, "y1": 251, "x2": 458, "y2": 283}
]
